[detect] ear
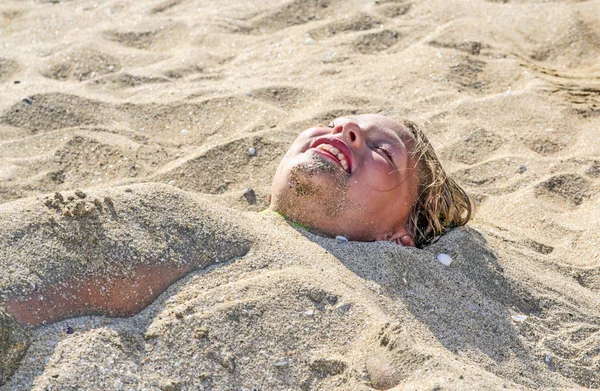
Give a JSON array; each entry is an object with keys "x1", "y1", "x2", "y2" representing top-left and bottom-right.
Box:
[{"x1": 390, "y1": 228, "x2": 415, "y2": 247}]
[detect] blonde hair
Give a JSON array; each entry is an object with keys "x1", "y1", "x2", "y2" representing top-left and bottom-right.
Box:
[{"x1": 400, "y1": 119, "x2": 473, "y2": 248}]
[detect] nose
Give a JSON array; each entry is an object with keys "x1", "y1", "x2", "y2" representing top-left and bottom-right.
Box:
[{"x1": 332, "y1": 121, "x2": 364, "y2": 149}]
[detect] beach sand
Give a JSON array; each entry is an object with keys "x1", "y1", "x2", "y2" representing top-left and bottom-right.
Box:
[{"x1": 0, "y1": 0, "x2": 599, "y2": 389}]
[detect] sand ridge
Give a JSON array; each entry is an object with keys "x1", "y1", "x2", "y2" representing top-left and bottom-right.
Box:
[{"x1": 1, "y1": 0, "x2": 599, "y2": 389}]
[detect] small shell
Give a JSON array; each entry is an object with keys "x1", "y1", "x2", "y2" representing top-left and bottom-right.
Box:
[
  {"x1": 247, "y1": 147, "x2": 257, "y2": 156},
  {"x1": 437, "y1": 253, "x2": 453, "y2": 266},
  {"x1": 511, "y1": 314, "x2": 528, "y2": 322},
  {"x1": 335, "y1": 235, "x2": 349, "y2": 243}
]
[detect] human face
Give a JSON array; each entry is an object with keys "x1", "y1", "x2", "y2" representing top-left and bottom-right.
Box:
[{"x1": 270, "y1": 114, "x2": 419, "y2": 246}]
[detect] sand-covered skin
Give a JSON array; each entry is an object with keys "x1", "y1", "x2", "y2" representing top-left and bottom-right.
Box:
[{"x1": 1, "y1": 0, "x2": 599, "y2": 389}]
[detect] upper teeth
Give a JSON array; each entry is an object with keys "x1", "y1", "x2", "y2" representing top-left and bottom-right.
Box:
[{"x1": 316, "y1": 143, "x2": 349, "y2": 172}]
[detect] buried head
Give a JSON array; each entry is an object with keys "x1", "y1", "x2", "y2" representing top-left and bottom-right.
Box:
[
  {"x1": 270, "y1": 114, "x2": 422, "y2": 246},
  {"x1": 270, "y1": 114, "x2": 473, "y2": 247}
]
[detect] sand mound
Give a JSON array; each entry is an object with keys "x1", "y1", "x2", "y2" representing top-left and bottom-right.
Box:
[{"x1": 1, "y1": 0, "x2": 599, "y2": 389}]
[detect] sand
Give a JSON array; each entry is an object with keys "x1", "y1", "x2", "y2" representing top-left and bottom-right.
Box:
[{"x1": 0, "y1": 0, "x2": 599, "y2": 389}]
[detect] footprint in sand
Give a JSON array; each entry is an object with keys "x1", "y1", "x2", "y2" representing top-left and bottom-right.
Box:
[
  {"x1": 248, "y1": 86, "x2": 310, "y2": 110},
  {"x1": 447, "y1": 57, "x2": 487, "y2": 93},
  {"x1": 535, "y1": 174, "x2": 594, "y2": 207},
  {"x1": 103, "y1": 23, "x2": 188, "y2": 51},
  {"x1": 352, "y1": 30, "x2": 399, "y2": 54},
  {"x1": 250, "y1": 0, "x2": 343, "y2": 33},
  {"x1": 0, "y1": 93, "x2": 108, "y2": 133},
  {"x1": 428, "y1": 40, "x2": 484, "y2": 56},
  {"x1": 42, "y1": 48, "x2": 119, "y2": 82},
  {"x1": 373, "y1": 1, "x2": 412, "y2": 18},
  {"x1": 308, "y1": 12, "x2": 381, "y2": 40},
  {"x1": 442, "y1": 128, "x2": 504, "y2": 165},
  {"x1": 453, "y1": 158, "x2": 534, "y2": 195}
]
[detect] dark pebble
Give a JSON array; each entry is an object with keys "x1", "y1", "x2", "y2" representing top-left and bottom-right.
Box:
[
  {"x1": 243, "y1": 188, "x2": 256, "y2": 204},
  {"x1": 337, "y1": 303, "x2": 351, "y2": 315}
]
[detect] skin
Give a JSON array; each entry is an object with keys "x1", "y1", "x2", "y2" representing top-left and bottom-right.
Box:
[
  {"x1": 270, "y1": 114, "x2": 420, "y2": 246},
  {"x1": 5, "y1": 264, "x2": 193, "y2": 326}
]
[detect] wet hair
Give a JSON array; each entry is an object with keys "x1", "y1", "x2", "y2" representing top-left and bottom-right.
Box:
[{"x1": 399, "y1": 119, "x2": 473, "y2": 248}]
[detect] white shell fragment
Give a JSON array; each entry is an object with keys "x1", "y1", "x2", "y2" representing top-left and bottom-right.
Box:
[
  {"x1": 437, "y1": 253, "x2": 453, "y2": 266},
  {"x1": 247, "y1": 147, "x2": 256, "y2": 156},
  {"x1": 181, "y1": 129, "x2": 189, "y2": 134},
  {"x1": 273, "y1": 360, "x2": 289, "y2": 367},
  {"x1": 511, "y1": 314, "x2": 528, "y2": 322},
  {"x1": 335, "y1": 235, "x2": 349, "y2": 243}
]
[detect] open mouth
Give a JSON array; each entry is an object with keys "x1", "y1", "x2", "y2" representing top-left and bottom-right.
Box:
[{"x1": 310, "y1": 138, "x2": 353, "y2": 173}]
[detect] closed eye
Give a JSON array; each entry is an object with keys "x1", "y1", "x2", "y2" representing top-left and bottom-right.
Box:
[{"x1": 376, "y1": 146, "x2": 393, "y2": 161}]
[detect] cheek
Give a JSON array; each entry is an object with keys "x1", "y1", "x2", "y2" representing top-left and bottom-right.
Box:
[{"x1": 356, "y1": 161, "x2": 401, "y2": 191}]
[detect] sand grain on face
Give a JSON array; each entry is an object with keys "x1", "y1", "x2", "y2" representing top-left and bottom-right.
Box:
[
  {"x1": 276, "y1": 155, "x2": 349, "y2": 224},
  {"x1": 1, "y1": 0, "x2": 600, "y2": 389}
]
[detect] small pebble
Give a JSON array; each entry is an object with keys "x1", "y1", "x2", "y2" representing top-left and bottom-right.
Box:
[
  {"x1": 242, "y1": 187, "x2": 256, "y2": 204},
  {"x1": 511, "y1": 314, "x2": 528, "y2": 322},
  {"x1": 21, "y1": 96, "x2": 32, "y2": 105},
  {"x1": 337, "y1": 303, "x2": 351, "y2": 315},
  {"x1": 168, "y1": 180, "x2": 176, "y2": 185},
  {"x1": 303, "y1": 309, "x2": 314, "y2": 316},
  {"x1": 75, "y1": 190, "x2": 86, "y2": 199},
  {"x1": 305, "y1": 37, "x2": 314, "y2": 44},
  {"x1": 63, "y1": 325, "x2": 74, "y2": 334},
  {"x1": 273, "y1": 360, "x2": 289, "y2": 367},
  {"x1": 437, "y1": 253, "x2": 453, "y2": 266},
  {"x1": 181, "y1": 129, "x2": 189, "y2": 134},
  {"x1": 544, "y1": 354, "x2": 552, "y2": 364},
  {"x1": 335, "y1": 235, "x2": 348, "y2": 243},
  {"x1": 108, "y1": 64, "x2": 115, "y2": 72},
  {"x1": 518, "y1": 165, "x2": 527, "y2": 173},
  {"x1": 247, "y1": 147, "x2": 256, "y2": 156}
]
